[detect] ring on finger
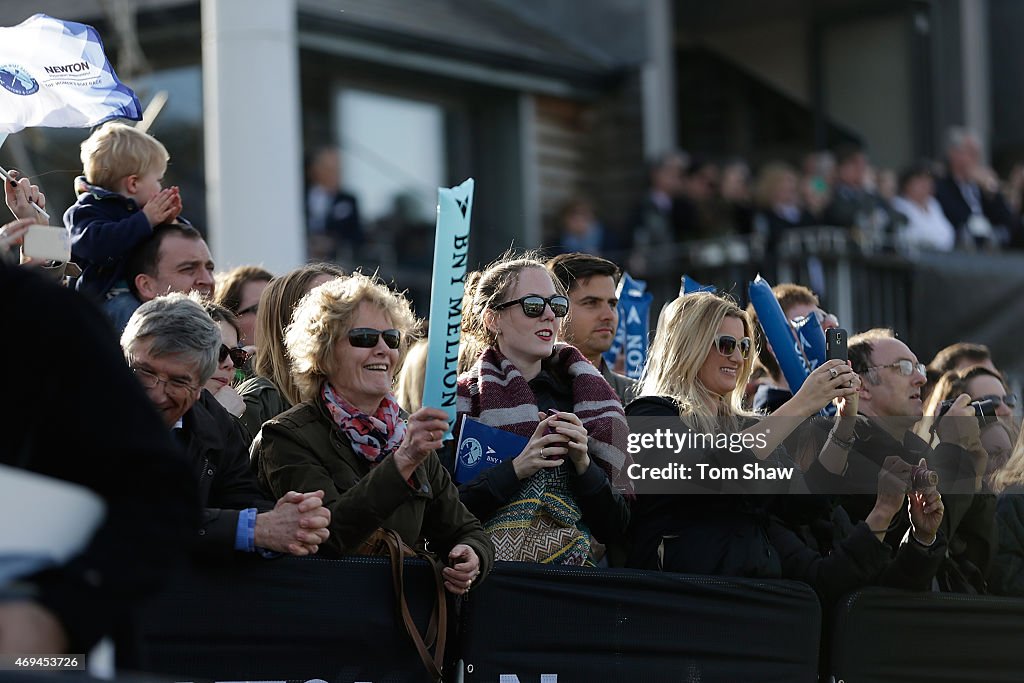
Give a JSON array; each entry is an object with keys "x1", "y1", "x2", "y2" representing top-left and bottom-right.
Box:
[{"x1": 829, "y1": 368, "x2": 838, "y2": 379}]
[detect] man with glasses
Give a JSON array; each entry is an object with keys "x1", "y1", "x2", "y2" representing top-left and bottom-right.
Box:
[
  {"x1": 121, "y1": 292, "x2": 331, "y2": 557},
  {"x1": 808, "y1": 328, "x2": 995, "y2": 592}
]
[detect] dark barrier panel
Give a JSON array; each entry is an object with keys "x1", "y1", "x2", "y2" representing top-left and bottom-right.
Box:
[
  {"x1": 134, "y1": 555, "x2": 445, "y2": 683},
  {"x1": 456, "y1": 562, "x2": 822, "y2": 683},
  {"x1": 831, "y1": 588, "x2": 1024, "y2": 683},
  {"x1": 909, "y1": 251, "x2": 1024, "y2": 375}
]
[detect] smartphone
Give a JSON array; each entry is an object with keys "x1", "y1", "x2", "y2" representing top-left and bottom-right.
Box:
[
  {"x1": 22, "y1": 225, "x2": 71, "y2": 262},
  {"x1": 826, "y1": 328, "x2": 848, "y2": 363},
  {"x1": 544, "y1": 409, "x2": 563, "y2": 459}
]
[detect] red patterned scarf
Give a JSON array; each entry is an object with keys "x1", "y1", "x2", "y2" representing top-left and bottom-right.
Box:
[{"x1": 322, "y1": 382, "x2": 407, "y2": 465}]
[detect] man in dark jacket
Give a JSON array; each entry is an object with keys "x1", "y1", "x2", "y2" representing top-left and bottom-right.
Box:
[
  {"x1": 120, "y1": 292, "x2": 331, "y2": 556},
  {"x1": 104, "y1": 223, "x2": 216, "y2": 334},
  {"x1": 546, "y1": 252, "x2": 637, "y2": 405},
  {"x1": 1, "y1": 260, "x2": 198, "y2": 654},
  {"x1": 804, "y1": 328, "x2": 996, "y2": 592},
  {"x1": 934, "y1": 127, "x2": 1019, "y2": 249},
  {"x1": 305, "y1": 147, "x2": 363, "y2": 263}
]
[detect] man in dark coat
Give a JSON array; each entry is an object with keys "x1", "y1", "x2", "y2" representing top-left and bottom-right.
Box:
[
  {"x1": 0, "y1": 259, "x2": 198, "y2": 654},
  {"x1": 119, "y1": 292, "x2": 331, "y2": 557},
  {"x1": 305, "y1": 147, "x2": 363, "y2": 263},
  {"x1": 934, "y1": 127, "x2": 1019, "y2": 248},
  {"x1": 804, "y1": 328, "x2": 996, "y2": 592}
]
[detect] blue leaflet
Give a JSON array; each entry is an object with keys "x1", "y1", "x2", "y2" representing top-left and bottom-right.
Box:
[{"x1": 454, "y1": 416, "x2": 528, "y2": 485}]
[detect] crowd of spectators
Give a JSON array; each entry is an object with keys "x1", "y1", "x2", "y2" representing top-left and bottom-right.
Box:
[
  {"x1": 1, "y1": 120, "x2": 1022, "y2": 670},
  {"x1": 553, "y1": 127, "x2": 1024, "y2": 284}
]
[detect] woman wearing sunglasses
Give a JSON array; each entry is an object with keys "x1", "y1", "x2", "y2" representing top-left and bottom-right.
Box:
[
  {"x1": 625, "y1": 292, "x2": 879, "y2": 581},
  {"x1": 454, "y1": 253, "x2": 630, "y2": 566},
  {"x1": 253, "y1": 272, "x2": 491, "y2": 594},
  {"x1": 202, "y1": 302, "x2": 250, "y2": 419}
]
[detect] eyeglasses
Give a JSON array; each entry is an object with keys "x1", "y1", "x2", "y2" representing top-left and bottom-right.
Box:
[
  {"x1": 492, "y1": 294, "x2": 570, "y2": 318},
  {"x1": 713, "y1": 334, "x2": 752, "y2": 359},
  {"x1": 348, "y1": 327, "x2": 402, "y2": 349},
  {"x1": 219, "y1": 345, "x2": 250, "y2": 369},
  {"x1": 237, "y1": 303, "x2": 258, "y2": 316},
  {"x1": 976, "y1": 394, "x2": 1017, "y2": 409},
  {"x1": 131, "y1": 366, "x2": 198, "y2": 397},
  {"x1": 866, "y1": 360, "x2": 926, "y2": 377}
]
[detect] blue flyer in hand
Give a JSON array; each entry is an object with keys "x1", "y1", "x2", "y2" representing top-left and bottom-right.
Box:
[{"x1": 454, "y1": 416, "x2": 528, "y2": 485}]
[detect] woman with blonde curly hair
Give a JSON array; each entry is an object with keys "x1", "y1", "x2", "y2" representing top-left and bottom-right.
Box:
[
  {"x1": 624, "y1": 292, "x2": 943, "y2": 600},
  {"x1": 252, "y1": 272, "x2": 491, "y2": 594},
  {"x1": 454, "y1": 251, "x2": 630, "y2": 566}
]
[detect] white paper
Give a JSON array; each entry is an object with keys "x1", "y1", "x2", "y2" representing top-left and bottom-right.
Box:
[{"x1": 0, "y1": 464, "x2": 106, "y2": 583}]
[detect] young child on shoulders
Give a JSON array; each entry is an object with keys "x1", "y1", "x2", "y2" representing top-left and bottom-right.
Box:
[{"x1": 64, "y1": 122, "x2": 184, "y2": 314}]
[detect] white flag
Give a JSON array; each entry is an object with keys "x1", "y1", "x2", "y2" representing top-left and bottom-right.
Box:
[{"x1": 0, "y1": 13, "x2": 141, "y2": 134}]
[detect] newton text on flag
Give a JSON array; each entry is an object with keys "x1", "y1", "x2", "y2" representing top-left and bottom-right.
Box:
[{"x1": 0, "y1": 13, "x2": 141, "y2": 134}]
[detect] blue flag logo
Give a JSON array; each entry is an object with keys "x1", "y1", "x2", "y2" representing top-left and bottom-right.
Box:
[
  {"x1": 0, "y1": 65, "x2": 38, "y2": 96},
  {"x1": 454, "y1": 416, "x2": 528, "y2": 485}
]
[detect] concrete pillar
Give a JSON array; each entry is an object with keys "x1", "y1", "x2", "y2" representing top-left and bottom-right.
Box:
[
  {"x1": 642, "y1": 0, "x2": 676, "y2": 158},
  {"x1": 201, "y1": 0, "x2": 305, "y2": 273},
  {"x1": 960, "y1": 0, "x2": 991, "y2": 158}
]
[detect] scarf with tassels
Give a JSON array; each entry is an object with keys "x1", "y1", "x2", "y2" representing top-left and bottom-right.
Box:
[
  {"x1": 456, "y1": 343, "x2": 630, "y2": 565},
  {"x1": 322, "y1": 382, "x2": 407, "y2": 465}
]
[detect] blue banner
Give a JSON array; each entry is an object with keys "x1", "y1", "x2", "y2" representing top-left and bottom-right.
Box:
[
  {"x1": 454, "y1": 416, "x2": 527, "y2": 484},
  {"x1": 619, "y1": 273, "x2": 653, "y2": 380},
  {"x1": 748, "y1": 275, "x2": 812, "y2": 393},
  {"x1": 792, "y1": 312, "x2": 826, "y2": 371},
  {"x1": 421, "y1": 178, "x2": 473, "y2": 438},
  {"x1": 603, "y1": 273, "x2": 642, "y2": 368},
  {"x1": 680, "y1": 274, "x2": 716, "y2": 296},
  {"x1": 0, "y1": 14, "x2": 142, "y2": 134}
]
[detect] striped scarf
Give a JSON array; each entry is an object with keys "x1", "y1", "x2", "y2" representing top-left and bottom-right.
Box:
[{"x1": 457, "y1": 343, "x2": 629, "y2": 565}]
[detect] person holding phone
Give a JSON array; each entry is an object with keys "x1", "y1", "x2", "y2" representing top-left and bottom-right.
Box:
[
  {"x1": 626, "y1": 292, "x2": 860, "y2": 572},
  {"x1": 452, "y1": 252, "x2": 630, "y2": 566}
]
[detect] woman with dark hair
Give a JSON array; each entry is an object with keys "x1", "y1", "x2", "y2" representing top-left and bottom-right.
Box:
[
  {"x1": 454, "y1": 252, "x2": 630, "y2": 566},
  {"x1": 202, "y1": 301, "x2": 250, "y2": 418},
  {"x1": 236, "y1": 263, "x2": 344, "y2": 440},
  {"x1": 890, "y1": 161, "x2": 956, "y2": 251},
  {"x1": 214, "y1": 265, "x2": 274, "y2": 348}
]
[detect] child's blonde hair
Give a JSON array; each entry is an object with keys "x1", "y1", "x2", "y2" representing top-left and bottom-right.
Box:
[{"x1": 81, "y1": 122, "x2": 169, "y2": 191}]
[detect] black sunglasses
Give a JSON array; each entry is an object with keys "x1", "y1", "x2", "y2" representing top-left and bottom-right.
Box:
[
  {"x1": 713, "y1": 334, "x2": 751, "y2": 359},
  {"x1": 219, "y1": 345, "x2": 250, "y2": 369},
  {"x1": 492, "y1": 294, "x2": 569, "y2": 318},
  {"x1": 348, "y1": 327, "x2": 402, "y2": 349}
]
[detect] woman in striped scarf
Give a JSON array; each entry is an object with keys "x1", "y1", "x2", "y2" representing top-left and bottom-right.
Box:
[{"x1": 454, "y1": 252, "x2": 630, "y2": 566}]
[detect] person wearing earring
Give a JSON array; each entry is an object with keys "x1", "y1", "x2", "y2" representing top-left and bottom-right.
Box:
[
  {"x1": 452, "y1": 251, "x2": 630, "y2": 567},
  {"x1": 253, "y1": 272, "x2": 491, "y2": 594}
]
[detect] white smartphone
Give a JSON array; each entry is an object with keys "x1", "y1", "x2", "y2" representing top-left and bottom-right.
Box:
[{"x1": 22, "y1": 225, "x2": 71, "y2": 262}]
